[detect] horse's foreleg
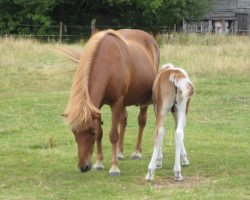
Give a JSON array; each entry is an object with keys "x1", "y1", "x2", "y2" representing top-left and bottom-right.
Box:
[
  {"x1": 117, "y1": 108, "x2": 128, "y2": 160},
  {"x1": 93, "y1": 118, "x2": 104, "y2": 170},
  {"x1": 109, "y1": 98, "x2": 124, "y2": 176},
  {"x1": 173, "y1": 101, "x2": 187, "y2": 181},
  {"x1": 131, "y1": 105, "x2": 148, "y2": 160},
  {"x1": 145, "y1": 110, "x2": 166, "y2": 181}
]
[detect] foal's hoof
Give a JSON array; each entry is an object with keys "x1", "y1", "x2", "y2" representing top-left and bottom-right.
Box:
[
  {"x1": 182, "y1": 163, "x2": 189, "y2": 167},
  {"x1": 181, "y1": 156, "x2": 189, "y2": 166},
  {"x1": 174, "y1": 172, "x2": 184, "y2": 182},
  {"x1": 145, "y1": 170, "x2": 154, "y2": 181},
  {"x1": 181, "y1": 161, "x2": 189, "y2": 167},
  {"x1": 131, "y1": 152, "x2": 141, "y2": 160},
  {"x1": 156, "y1": 159, "x2": 163, "y2": 169},
  {"x1": 109, "y1": 171, "x2": 121, "y2": 176}
]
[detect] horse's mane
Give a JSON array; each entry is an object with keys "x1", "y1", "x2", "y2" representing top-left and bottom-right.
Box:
[{"x1": 63, "y1": 29, "x2": 126, "y2": 133}]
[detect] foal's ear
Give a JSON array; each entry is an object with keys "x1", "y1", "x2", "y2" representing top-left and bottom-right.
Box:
[{"x1": 92, "y1": 111, "x2": 101, "y2": 119}]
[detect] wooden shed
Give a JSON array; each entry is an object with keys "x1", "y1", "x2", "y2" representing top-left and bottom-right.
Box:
[{"x1": 183, "y1": 0, "x2": 250, "y2": 34}]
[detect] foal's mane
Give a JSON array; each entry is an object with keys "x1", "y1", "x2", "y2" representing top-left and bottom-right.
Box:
[{"x1": 63, "y1": 29, "x2": 126, "y2": 132}]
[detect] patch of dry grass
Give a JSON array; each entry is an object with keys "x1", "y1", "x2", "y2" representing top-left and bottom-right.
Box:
[{"x1": 160, "y1": 34, "x2": 250, "y2": 76}]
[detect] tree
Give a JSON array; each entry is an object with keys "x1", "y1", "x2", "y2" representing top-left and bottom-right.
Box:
[
  {"x1": 0, "y1": 0, "x2": 210, "y2": 37},
  {"x1": 0, "y1": 0, "x2": 56, "y2": 35}
]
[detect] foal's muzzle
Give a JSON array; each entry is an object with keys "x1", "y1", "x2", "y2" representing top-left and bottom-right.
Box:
[{"x1": 79, "y1": 162, "x2": 92, "y2": 173}]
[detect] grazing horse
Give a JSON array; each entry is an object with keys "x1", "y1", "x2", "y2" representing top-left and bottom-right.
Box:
[
  {"x1": 61, "y1": 29, "x2": 160, "y2": 176},
  {"x1": 145, "y1": 63, "x2": 194, "y2": 181}
]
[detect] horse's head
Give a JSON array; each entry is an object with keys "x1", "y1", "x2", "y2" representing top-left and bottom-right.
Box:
[{"x1": 72, "y1": 117, "x2": 99, "y2": 173}]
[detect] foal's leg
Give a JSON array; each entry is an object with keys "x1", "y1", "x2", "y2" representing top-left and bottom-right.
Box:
[
  {"x1": 109, "y1": 98, "x2": 124, "y2": 176},
  {"x1": 173, "y1": 100, "x2": 188, "y2": 181},
  {"x1": 131, "y1": 105, "x2": 148, "y2": 160},
  {"x1": 156, "y1": 126, "x2": 164, "y2": 169},
  {"x1": 93, "y1": 118, "x2": 104, "y2": 170},
  {"x1": 145, "y1": 109, "x2": 166, "y2": 181},
  {"x1": 172, "y1": 111, "x2": 189, "y2": 166},
  {"x1": 117, "y1": 108, "x2": 128, "y2": 160}
]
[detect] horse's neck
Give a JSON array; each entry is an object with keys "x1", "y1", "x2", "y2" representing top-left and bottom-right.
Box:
[{"x1": 88, "y1": 71, "x2": 107, "y2": 109}]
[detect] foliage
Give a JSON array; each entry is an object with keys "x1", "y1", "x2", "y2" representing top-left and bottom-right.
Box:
[
  {"x1": 0, "y1": 0, "x2": 56, "y2": 35},
  {"x1": 0, "y1": 0, "x2": 210, "y2": 36}
]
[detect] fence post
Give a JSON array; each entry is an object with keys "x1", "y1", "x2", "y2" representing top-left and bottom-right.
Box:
[
  {"x1": 183, "y1": 20, "x2": 187, "y2": 33},
  {"x1": 59, "y1": 21, "x2": 63, "y2": 42},
  {"x1": 91, "y1": 18, "x2": 97, "y2": 35},
  {"x1": 249, "y1": 24, "x2": 250, "y2": 39},
  {"x1": 173, "y1": 24, "x2": 176, "y2": 43}
]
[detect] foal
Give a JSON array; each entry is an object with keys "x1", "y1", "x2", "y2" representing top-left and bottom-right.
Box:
[{"x1": 145, "y1": 63, "x2": 194, "y2": 181}]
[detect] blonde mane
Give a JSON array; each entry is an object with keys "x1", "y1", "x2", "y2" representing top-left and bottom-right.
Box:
[{"x1": 64, "y1": 29, "x2": 126, "y2": 132}]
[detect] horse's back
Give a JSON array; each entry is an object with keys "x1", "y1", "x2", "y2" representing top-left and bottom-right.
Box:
[{"x1": 118, "y1": 29, "x2": 159, "y2": 68}]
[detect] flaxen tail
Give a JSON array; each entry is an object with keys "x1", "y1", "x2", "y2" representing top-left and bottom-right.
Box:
[
  {"x1": 55, "y1": 47, "x2": 82, "y2": 64},
  {"x1": 164, "y1": 63, "x2": 194, "y2": 98},
  {"x1": 61, "y1": 30, "x2": 126, "y2": 133}
]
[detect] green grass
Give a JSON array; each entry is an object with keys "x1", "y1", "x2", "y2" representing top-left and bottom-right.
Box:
[{"x1": 0, "y1": 36, "x2": 250, "y2": 199}]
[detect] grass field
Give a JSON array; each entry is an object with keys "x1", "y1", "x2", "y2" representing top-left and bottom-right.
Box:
[{"x1": 0, "y1": 35, "x2": 250, "y2": 200}]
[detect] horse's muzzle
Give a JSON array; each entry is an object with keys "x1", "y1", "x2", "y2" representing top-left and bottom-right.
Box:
[{"x1": 79, "y1": 162, "x2": 92, "y2": 173}]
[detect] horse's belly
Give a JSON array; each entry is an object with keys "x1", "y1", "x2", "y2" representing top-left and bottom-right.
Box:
[{"x1": 124, "y1": 78, "x2": 154, "y2": 106}]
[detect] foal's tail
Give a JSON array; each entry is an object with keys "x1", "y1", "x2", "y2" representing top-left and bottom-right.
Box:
[{"x1": 164, "y1": 63, "x2": 194, "y2": 98}]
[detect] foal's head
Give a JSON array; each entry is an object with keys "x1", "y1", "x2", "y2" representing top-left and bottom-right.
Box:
[{"x1": 71, "y1": 115, "x2": 100, "y2": 173}]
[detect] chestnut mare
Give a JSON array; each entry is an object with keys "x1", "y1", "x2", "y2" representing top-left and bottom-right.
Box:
[
  {"x1": 145, "y1": 63, "x2": 194, "y2": 181},
  {"x1": 62, "y1": 29, "x2": 160, "y2": 176}
]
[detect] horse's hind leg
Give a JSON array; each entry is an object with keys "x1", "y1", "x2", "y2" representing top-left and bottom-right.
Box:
[
  {"x1": 173, "y1": 98, "x2": 188, "y2": 181},
  {"x1": 117, "y1": 108, "x2": 128, "y2": 160},
  {"x1": 93, "y1": 118, "x2": 104, "y2": 170},
  {"x1": 145, "y1": 109, "x2": 166, "y2": 181},
  {"x1": 172, "y1": 110, "x2": 189, "y2": 167},
  {"x1": 131, "y1": 105, "x2": 148, "y2": 160}
]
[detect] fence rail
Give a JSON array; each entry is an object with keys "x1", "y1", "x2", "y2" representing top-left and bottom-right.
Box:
[{"x1": 1, "y1": 23, "x2": 250, "y2": 43}]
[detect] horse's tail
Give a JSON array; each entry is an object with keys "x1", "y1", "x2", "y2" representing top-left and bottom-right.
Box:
[
  {"x1": 55, "y1": 47, "x2": 82, "y2": 64},
  {"x1": 164, "y1": 63, "x2": 194, "y2": 98},
  {"x1": 62, "y1": 29, "x2": 126, "y2": 133}
]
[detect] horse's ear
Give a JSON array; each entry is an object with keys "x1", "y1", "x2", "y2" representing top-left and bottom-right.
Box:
[{"x1": 92, "y1": 111, "x2": 101, "y2": 119}]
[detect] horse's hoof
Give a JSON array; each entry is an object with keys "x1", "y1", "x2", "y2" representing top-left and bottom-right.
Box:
[
  {"x1": 181, "y1": 156, "x2": 189, "y2": 166},
  {"x1": 117, "y1": 156, "x2": 124, "y2": 160},
  {"x1": 93, "y1": 163, "x2": 104, "y2": 171},
  {"x1": 131, "y1": 152, "x2": 141, "y2": 160},
  {"x1": 156, "y1": 160, "x2": 163, "y2": 169},
  {"x1": 182, "y1": 163, "x2": 189, "y2": 167},
  {"x1": 109, "y1": 165, "x2": 121, "y2": 176},
  {"x1": 174, "y1": 172, "x2": 184, "y2": 181},
  {"x1": 156, "y1": 164, "x2": 163, "y2": 169},
  {"x1": 145, "y1": 172, "x2": 154, "y2": 181},
  {"x1": 117, "y1": 152, "x2": 124, "y2": 160},
  {"x1": 109, "y1": 171, "x2": 121, "y2": 176}
]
